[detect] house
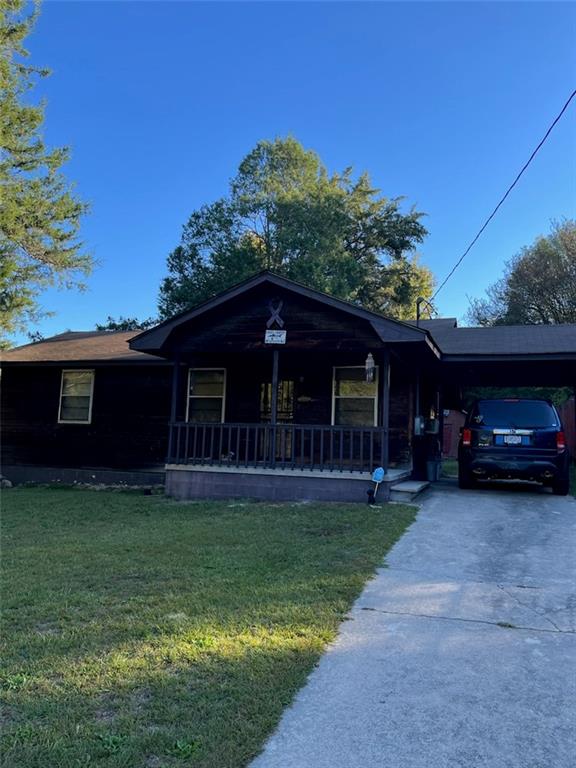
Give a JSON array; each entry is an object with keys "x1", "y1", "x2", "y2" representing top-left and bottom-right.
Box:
[
  {"x1": 1, "y1": 331, "x2": 171, "y2": 486},
  {"x1": 2, "y1": 272, "x2": 575, "y2": 500}
]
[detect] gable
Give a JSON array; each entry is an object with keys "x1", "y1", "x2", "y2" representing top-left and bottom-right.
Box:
[
  {"x1": 130, "y1": 272, "x2": 429, "y2": 357},
  {"x1": 169, "y1": 285, "x2": 384, "y2": 354}
]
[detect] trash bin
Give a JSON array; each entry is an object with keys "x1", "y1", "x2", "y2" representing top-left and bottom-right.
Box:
[
  {"x1": 422, "y1": 431, "x2": 442, "y2": 482},
  {"x1": 412, "y1": 435, "x2": 428, "y2": 480},
  {"x1": 426, "y1": 460, "x2": 442, "y2": 482}
]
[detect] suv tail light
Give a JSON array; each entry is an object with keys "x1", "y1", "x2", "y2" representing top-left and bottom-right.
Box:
[
  {"x1": 556, "y1": 431, "x2": 566, "y2": 451},
  {"x1": 462, "y1": 428, "x2": 472, "y2": 447}
]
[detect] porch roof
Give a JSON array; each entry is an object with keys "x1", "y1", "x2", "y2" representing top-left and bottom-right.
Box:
[{"x1": 130, "y1": 271, "x2": 440, "y2": 357}]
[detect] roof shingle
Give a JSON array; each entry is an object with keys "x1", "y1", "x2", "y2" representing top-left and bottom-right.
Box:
[
  {"x1": 1, "y1": 331, "x2": 158, "y2": 363},
  {"x1": 3, "y1": 320, "x2": 575, "y2": 364},
  {"x1": 422, "y1": 323, "x2": 576, "y2": 356}
]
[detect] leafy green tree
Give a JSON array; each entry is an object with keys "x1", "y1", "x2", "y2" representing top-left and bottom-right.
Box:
[
  {"x1": 462, "y1": 386, "x2": 572, "y2": 410},
  {"x1": 95, "y1": 315, "x2": 157, "y2": 332},
  {"x1": 159, "y1": 137, "x2": 433, "y2": 320},
  {"x1": 0, "y1": 0, "x2": 91, "y2": 341},
  {"x1": 467, "y1": 220, "x2": 576, "y2": 326}
]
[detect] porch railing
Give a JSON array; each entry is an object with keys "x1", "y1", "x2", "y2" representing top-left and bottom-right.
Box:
[{"x1": 167, "y1": 422, "x2": 388, "y2": 473}]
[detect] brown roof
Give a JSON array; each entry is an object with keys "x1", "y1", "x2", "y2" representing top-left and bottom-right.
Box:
[
  {"x1": 1, "y1": 331, "x2": 160, "y2": 364},
  {"x1": 2, "y1": 308, "x2": 575, "y2": 365}
]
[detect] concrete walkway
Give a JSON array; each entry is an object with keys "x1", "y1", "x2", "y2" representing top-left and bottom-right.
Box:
[{"x1": 252, "y1": 483, "x2": 576, "y2": 768}]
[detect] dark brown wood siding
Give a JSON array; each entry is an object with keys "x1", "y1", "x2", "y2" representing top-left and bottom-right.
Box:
[
  {"x1": 173, "y1": 351, "x2": 411, "y2": 465},
  {"x1": 169, "y1": 285, "x2": 383, "y2": 355},
  {"x1": 1, "y1": 365, "x2": 171, "y2": 469},
  {"x1": 389, "y1": 367, "x2": 412, "y2": 466}
]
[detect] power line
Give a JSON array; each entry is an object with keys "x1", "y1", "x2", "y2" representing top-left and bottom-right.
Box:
[{"x1": 432, "y1": 88, "x2": 576, "y2": 301}]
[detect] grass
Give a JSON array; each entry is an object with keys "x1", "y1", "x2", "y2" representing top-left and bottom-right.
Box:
[
  {"x1": 1, "y1": 488, "x2": 415, "y2": 768},
  {"x1": 441, "y1": 459, "x2": 458, "y2": 478}
]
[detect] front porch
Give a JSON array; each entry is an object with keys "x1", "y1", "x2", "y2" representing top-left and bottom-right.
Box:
[
  {"x1": 165, "y1": 420, "x2": 412, "y2": 500},
  {"x1": 130, "y1": 272, "x2": 443, "y2": 501},
  {"x1": 165, "y1": 462, "x2": 411, "y2": 502}
]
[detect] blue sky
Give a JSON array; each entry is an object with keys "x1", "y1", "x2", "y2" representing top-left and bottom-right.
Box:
[{"x1": 23, "y1": 1, "x2": 576, "y2": 341}]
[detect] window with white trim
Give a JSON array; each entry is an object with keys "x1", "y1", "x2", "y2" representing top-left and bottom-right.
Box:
[
  {"x1": 58, "y1": 370, "x2": 95, "y2": 424},
  {"x1": 332, "y1": 366, "x2": 378, "y2": 427},
  {"x1": 186, "y1": 369, "x2": 226, "y2": 423}
]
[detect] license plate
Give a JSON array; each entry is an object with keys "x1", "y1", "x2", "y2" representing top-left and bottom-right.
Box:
[{"x1": 504, "y1": 435, "x2": 522, "y2": 445}]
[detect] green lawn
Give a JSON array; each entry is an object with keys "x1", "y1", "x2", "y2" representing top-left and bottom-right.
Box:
[
  {"x1": 441, "y1": 458, "x2": 458, "y2": 477},
  {"x1": 1, "y1": 488, "x2": 415, "y2": 768}
]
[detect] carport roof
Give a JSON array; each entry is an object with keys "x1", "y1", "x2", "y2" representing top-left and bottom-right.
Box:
[{"x1": 417, "y1": 321, "x2": 576, "y2": 358}]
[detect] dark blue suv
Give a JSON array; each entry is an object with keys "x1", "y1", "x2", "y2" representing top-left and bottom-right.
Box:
[{"x1": 458, "y1": 399, "x2": 571, "y2": 495}]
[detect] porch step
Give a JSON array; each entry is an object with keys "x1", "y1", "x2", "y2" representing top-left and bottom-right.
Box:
[{"x1": 389, "y1": 480, "x2": 430, "y2": 502}]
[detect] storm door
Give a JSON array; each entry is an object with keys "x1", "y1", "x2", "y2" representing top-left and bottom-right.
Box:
[
  {"x1": 258, "y1": 380, "x2": 294, "y2": 463},
  {"x1": 259, "y1": 380, "x2": 295, "y2": 423}
]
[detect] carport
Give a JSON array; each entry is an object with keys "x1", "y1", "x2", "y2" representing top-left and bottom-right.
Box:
[
  {"x1": 408, "y1": 320, "x2": 576, "y2": 471},
  {"x1": 419, "y1": 319, "x2": 576, "y2": 410}
]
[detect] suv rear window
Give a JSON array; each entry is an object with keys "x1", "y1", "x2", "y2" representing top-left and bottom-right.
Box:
[{"x1": 470, "y1": 400, "x2": 558, "y2": 428}]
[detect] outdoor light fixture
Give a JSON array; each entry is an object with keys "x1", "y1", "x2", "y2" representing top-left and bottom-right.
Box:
[{"x1": 365, "y1": 353, "x2": 375, "y2": 383}]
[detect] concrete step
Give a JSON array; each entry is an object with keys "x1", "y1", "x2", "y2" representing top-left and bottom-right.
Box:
[{"x1": 389, "y1": 480, "x2": 430, "y2": 502}]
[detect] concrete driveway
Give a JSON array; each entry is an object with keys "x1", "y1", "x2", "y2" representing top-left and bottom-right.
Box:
[{"x1": 252, "y1": 484, "x2": 576, "y2": 768}]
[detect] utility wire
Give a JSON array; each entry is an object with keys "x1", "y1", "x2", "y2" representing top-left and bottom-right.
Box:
[{"x1": 431, "y1": 88, "x2": 576, "y2": 301}]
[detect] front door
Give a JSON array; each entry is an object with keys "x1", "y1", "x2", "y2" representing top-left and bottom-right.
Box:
[
  {"x1": 259, "y1": 380, "x2": 295, "y2": 423},
  {"x1": 259, "y1": 380, "x2": 295, "y2": 462}
]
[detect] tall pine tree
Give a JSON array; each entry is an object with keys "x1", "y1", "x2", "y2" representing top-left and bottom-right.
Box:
[{"x1": 0, "y1": 0, "x2": 91, "y2": 342}]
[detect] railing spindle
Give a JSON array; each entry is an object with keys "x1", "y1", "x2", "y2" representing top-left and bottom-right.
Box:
[
  {"x1": 218, "y1": 425, "x2": 224, "y2": 465},
  {"x1": 173, "y1": 424, "x2": 179, "y2": 463},
  {"x1": 208, "y1": 426, "x2": 214, "y2": 465},
  {"x1": 310, "y1": 428, "x2": 315, "y2": 471}
]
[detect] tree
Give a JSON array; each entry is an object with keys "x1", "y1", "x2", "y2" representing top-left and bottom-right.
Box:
[
  {"x1": 462, "y1": 386, "x2": 572, "y2": 410},
  {"x1": 0, "y1": 0, "x2": 91, "y2": 342},
  {"x1": 159, "y1": 137, "x2": 433, "y2": 320},
  {"x1": 95, "y1": 315, "x2": 157, "y2": 332},
  {"x1": 467, "y1": 220, "x2": 576, "y2": 326}
]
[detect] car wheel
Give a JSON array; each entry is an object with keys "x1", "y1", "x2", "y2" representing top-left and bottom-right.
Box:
[
  {"x1": 458, "y1": 463, "x2": 474, "y2": 489},
  {"x1": 552, "y1": 469, "x2": 570, "y2": 496}
]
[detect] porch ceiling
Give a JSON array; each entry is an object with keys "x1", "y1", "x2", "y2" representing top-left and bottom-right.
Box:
[{"x1": 441, "y1": 357, "x2": 576, "y2": 388}]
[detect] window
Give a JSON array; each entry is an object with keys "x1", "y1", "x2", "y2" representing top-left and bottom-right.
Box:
[
  {"x1": 332, "y1": 366, "x2": 378, "y2": 427},
  {"x1": 58, "y1": 370, "x2": 95, "y2": 424},
  {"x1": 186, "y1": 369, "x2": 226, "y2": 423},
  {"x1": 471, "y1": 400, "x2": 559, "y2": 428}
]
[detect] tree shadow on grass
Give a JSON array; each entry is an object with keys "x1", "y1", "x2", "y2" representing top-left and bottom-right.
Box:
[{"x1": 1, "y1": 631, "x2": 326, "y2": 768}]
